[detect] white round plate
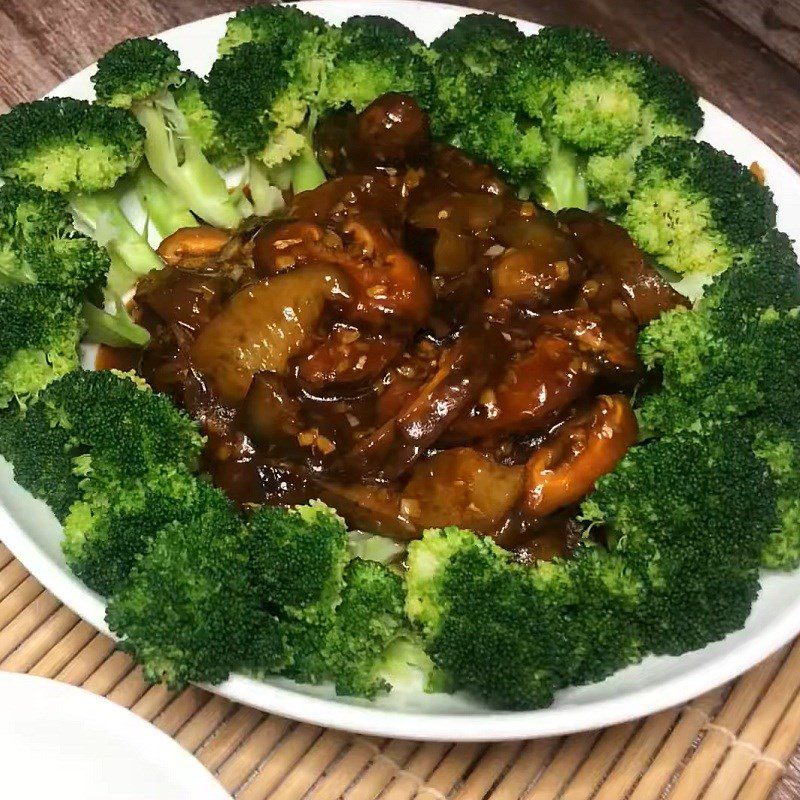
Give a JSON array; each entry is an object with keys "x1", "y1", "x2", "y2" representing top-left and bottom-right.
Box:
[
  {"x1": 0, "y1": 673, "x2": 229, "y2": 799},
  {"x1": 1, "y1": 0, "x2": 800, "y2": 742}
]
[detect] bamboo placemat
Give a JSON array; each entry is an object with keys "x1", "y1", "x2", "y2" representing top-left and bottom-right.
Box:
[{"x1": 2, "y1": 539, "x2": 800, "y2": 800}]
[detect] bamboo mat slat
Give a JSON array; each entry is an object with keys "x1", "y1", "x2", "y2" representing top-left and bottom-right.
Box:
[{"x1": 2, "y1": 552, "x2": 800, "y2": 800}]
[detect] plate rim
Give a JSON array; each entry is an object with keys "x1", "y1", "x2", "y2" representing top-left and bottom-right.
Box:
[{"x1": 2, "y1": 0, "x2": 800, "y2": 741}]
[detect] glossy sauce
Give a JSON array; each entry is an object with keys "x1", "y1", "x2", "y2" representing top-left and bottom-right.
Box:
[{"x1": 97, "y1": 93, "x2": 687, "y2": 558}]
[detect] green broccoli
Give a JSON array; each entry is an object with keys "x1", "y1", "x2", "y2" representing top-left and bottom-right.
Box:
[
  {"x1": 634, "y1": 229, "x2": 800, "y2": 572},
  {"x1": 175, "y1": 70, "x2": 291, "y2": 212},
  {"x1": 406, "y1": 527, "x2": 642, "y2": 709},
  {"x1": 429, "y1": 13, "x2": 523, "y2": 138},
  {"x1": 622, "y1": 137, "x2": 776, "y2": 281},
  {"x1": 0, "y1": 391, "x2": 82, "y2": 518},
  {"x1": 584, "y1": 53, "x2": 702, "y2": 207},
  {"x1": 636, "y1": 230, "x2": 800, "y2": 438},
  {"x1": 508, "y1": 26, "x2": 613, "y2": 120},
  {"x1": 62, "y1": 468, "x2": 228, "y2": 596},
  {"x1": 753, "y1": 424, "x2": 800, "y2": 570},
  {"x1": 217, "y1": 3, "x2": 333, "y2": 120},
  {"x1": 107, "y1": 501, "x2": 287, "y2": 688},
  {"x1": 247, "y1": 502, "x2": 350, "y2": 684},
  {"x1": 248, "y1": 501, "x2": 348, "y2": 620},
  {"x1": 321, "y1": 16, "x2": 433, "y2": 113},
  {"x1": 12, "y1": 369, "x2": 202, "y2": 482},
  {"x1": 428, "y1": 14, "x2": 549, "y2": 186},
  {"x1": 246, "y1": 502, "x2": 425, "y2": 696},
  {"x1": 172, "y1": 72, "x2": 238, "y2": 170},
  {"x1": 0, "y1": 285, "x2": 83, "y2": 410},
  {"x1": 502, "y1": 27, "x2": 612, "y2": 209},
  {"x1": 218, "y1": 3, "x2": 329, "y2": 61},
  {"x1": 0, "y1": 179, "x2": 148, "y2": 350},
  {"x1": 204, "y1": 40, "x2": 326, "y2": 195},
  {"x1": 93, "y1": 38, "x2": 244, "y2": 228},
  {"x1": 0, "y1": 180, "x2": 136, "y2": 401},
  {"x1": 0, "y1": 180, "x2": 108, "y2": 294},
  {"x1": 322, "y1": 558, "x2": 408, "y2": 698},
  {"x1": 0, "y1": 97, "x2": 160, "y2": 278},
  {"x1": 504, "y1": 27, "x2": 702, "y2": 210},
  {"x1": 0, "y1": 368, "x2": 204, "y2": 514},
  {"x1": 582, "y1": 425, "x2": 776, "y2": 655}
]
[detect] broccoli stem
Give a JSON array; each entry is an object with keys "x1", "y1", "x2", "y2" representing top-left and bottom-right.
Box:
[
  {"x1": 135, "y1": 102, "x2": 243, "y2": 230},
  {"x1": 70, "y1": 191, "x2": 162, "y2": 276},
  {"x1": 82, "y1": 300, "x2": 150, "y2": 347},
  {"x1": 535, "y1": 137, "x2": 589, "y2": 212},
  {"x1": 247, "y1": 159, "x2": 286, "y2": 216},
  {"x1": 290, "y1": 146, "x2": 326, "y2": 194},
  {"x1": 133, "y1": 165, "x2": 197, "y2": 238}
]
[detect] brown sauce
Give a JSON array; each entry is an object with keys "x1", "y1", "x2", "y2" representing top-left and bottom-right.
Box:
[{"x1": 96, "y1": 93, "x2": 687, "y2": 558}]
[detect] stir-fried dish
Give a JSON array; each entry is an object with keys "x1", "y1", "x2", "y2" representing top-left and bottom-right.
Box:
[
  {"x1": 0, "y1": 6, "x2": 797, "y2": 710},
  {"x1": 104, "y1": 94, "x2": 685, "y2": 558}
]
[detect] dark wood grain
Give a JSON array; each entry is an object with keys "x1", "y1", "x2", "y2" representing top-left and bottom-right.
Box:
[
  {"x1": 703, "y1": 0, "x2": 800, "y2": 70},
  {"x1": 0, "y1": 0, "x2": 799, "y2": 169}
]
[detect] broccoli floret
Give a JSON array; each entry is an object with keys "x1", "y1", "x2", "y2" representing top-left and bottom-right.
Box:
[
  {"x1": 0, "y1": 285, "x2": 83, "y2": 409},
  {"x1": 107, "y1": 501, "x2": 286, "y2": 688},
  {"x1": 0, "y1": 389, "x2": 81, "y2": 518},
  {"x1": 429, "y1": 14, "x2": 523, "y2": 138},
  {"x1": 217, "y1": 3, "x2": 333, "y2": 109},
  {"x1": 406, "y1": 527, "x2": 642, "y2": 709},
  {"x1": 636, "y1": 231, "x2": 800, "y2": 437},
  {"x1": 248, "y1": 501, "x2": 348, "y2": 620},
  {"x1": 93, "y1": 38, "x2": 244, "y2": 229},
  {"x1": 516, "y1": 30, "x2": 696, "y2": 157},
  {"x1": 0, "y1": 97, "x2": 143, "y2": 193},
  {"x1": 584, "y1": 53, "x2": 702, "y2": 208},
  {"x1": 584, "y1": 150, "x2": 637, "y2": 208},
  {"x1": 0, "y1": 97, "x2": 161, "y2": 280},
  {"x1": 0, "y1": 367, "x2": 204, "y2": 513},
  {"x1": 209, "y1": 9, "x2": 335, "y2": 194},
  {"x1": 500, "y1": 27, "x2": 702, "y2": 209},
  {"x1": 547, "y1": 54, "x2": 644, "y2": 155},
  {"x1": 247, "y1": 503, "x2": 416, "y2": 696},
  {"x1": 753, "y1": 424, "x2": 800, "y2": 570},
  {"x1": 427, "y1": 15, "x2": 549, "y2": 185},
  {"x1": 62, "y1": 468, "x2": 227, "y2": 596},
  {"x1": 702, "y1": 229, "x2": 800, "y2": 324},
  {"x1": 624, "y1": 52, "x2": 703, "y2": 145},
  {"x1": 0, "y1": 180, "x2": 109, "y2": 294},
  {"x1": 218, "y1": 3, "x2": 328, "y2": 58},
  {"x1": 322, "y1": 558, "x2": 407, "y2": 698},
  {"x1": 504, "y1": 27, "x2": 615, "y2": 209},
  {"x1": 204, "y1": 41, "x2": 318, "y2": 184},
  {"x1": 508, "y1": 27, "x2": 613, "y2": 121},
  {"x1": 450, "y1": 112, "x2": 550, "y2": 185},
  {"x1": 172, "y1": 73, "x2": 238, "y2": 170},
  {"x1": 636, "y1": 303, "x2": 760, "y2": 437},
  {"x1": 27, "y1": 369, "x2": 203, "y2": 483},
  {"x1": 622, "y1": 137, "x2": 776, "y2": 278},
  {"x1": 0, "y1": 180, "x2": 143, "y2": 350},
  {"x1": 634, "y1": 231, "x2": 800, "y2": 576},
  {"x1": 246, "y1": 502, "x2": 348, "y2": 685},
  {"x1": 582, "y1": 425, "x2": 776, "y2": 655},
  {"x1": 321, "y1": 16, "x2": 433, "y2": 113}
]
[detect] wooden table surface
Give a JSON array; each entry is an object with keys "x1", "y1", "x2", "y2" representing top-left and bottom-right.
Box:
[
  {"x1": 1, "y1": 2, "x2": 800, "y2": 799},
  {"x1": 1, "y1": 0, "x2": 799, "y2": 169}
]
